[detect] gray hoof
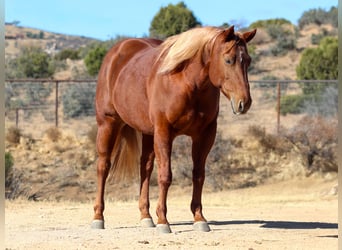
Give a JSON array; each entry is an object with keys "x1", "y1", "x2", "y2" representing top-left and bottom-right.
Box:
[
  {"x1": 156, "y1": 224, "x2": 172, "y2": 234},
  {"x1": 91, "y1": 219, "x2": 105, "y2": 229},
  {"x1": 141, "y1": 218, "x2": 155, "y2": 228},
  {"x1": 193, "y1": 221, "x2": 211, "y2": 232}
]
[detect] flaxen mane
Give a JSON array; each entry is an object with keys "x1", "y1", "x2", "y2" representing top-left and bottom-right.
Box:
[{"x1": 158, "y1": 26, "x2": 223, "y2": 74}]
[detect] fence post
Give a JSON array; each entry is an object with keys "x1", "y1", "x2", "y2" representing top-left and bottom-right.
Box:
[
  {"x1": 15, "y1": 108, "x2": 19, "y2": 128},
  {"x1": 276, "y1": 82, "x2": 281, "y2": 134},
  {"x1": 55, "y1": 81, "x2": 59, "y2": 127}
]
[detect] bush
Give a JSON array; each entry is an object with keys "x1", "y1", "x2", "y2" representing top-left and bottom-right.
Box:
[
  {"x1": 6, "y1": 127, "x2": 22, "y2": 144},
  {"x1": 84, "y1": 44, "x2": 107, "y2": 76},
  {"x1": 5, "y1": 152, "x2": 14, "y2": 187},
  {"x1": 267, "y1": 25, "x2": 296, "y2": 56},
  {"x1": 249, "y1": 18, "x2": 292, "y2": 29},
  {"x1": 284, "y1": 116, "x2": 337, "y2": 174},
  {"x1": 7, "y1": 46, "x2": 55, "y2": 79},
  {"x1": 62, "y1": 83, "x2": 96, "y2": 118},
  {"x1": 248, "y1": 125, "x2": 289, "y2": 154},
  {"x1": 55, "y1": 49, "x2": 80, "y2": 61},
  {"x1": 45, "y1": 127, "x2": 61, "y2": 142},
  {"x1": 280, "y1": 94, "x2": 307, "y2": 115},
  {"x1": 298, "y1": 6, "x2": 338, "y2": 29},
  {"x1": 297, "y1": 37, "x2": 337, "y2": 80}
]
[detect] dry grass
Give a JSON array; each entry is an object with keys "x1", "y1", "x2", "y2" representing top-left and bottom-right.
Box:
[{"x1": 6, "y1": 126, "x2": 22, "y2": 144}]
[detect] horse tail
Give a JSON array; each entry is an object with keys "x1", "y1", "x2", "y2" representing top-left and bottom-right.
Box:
[{"x1": 108, "y1": 125, "x2": 142, "y2": 182}]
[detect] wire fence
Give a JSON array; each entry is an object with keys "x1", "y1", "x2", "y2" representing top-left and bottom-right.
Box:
[{"x1": 5, "y1": 79, "x2": 338, "y2": 139}]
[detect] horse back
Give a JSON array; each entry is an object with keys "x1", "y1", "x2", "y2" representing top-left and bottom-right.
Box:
[{"x1": 98, "y1": 38, "x2": 162, "y2": 90}]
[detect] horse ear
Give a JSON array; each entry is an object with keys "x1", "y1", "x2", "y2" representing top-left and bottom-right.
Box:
[
  {"x1": 223, "y1": 25, "x2": 235, "y2": 41},
  {"x1": 243, "y1": 29, "x2": 257, "y2": 43}
]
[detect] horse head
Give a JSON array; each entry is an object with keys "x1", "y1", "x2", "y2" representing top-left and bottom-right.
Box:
[{"x1": 207, "y1": 26, "x2": 256, "y2": 114}]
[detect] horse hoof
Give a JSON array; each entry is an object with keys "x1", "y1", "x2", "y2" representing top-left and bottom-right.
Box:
[
  {"x1": 141, "y1": 218, "x2": 155, "y2": 228},
  {"x1": 193, "y1": 221, "x2": 211, "y2": 232},
  {"x1": 156, "y1": 224, "x2": 172, "y2": 234},
  {"x1": 91, "y1": 219, "x2": 105, "y2": 229}
]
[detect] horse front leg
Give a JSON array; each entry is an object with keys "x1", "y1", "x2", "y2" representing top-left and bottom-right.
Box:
[
  {"x1": 154, "y1": 126, "x2": 173, "y2": 233},
  {"x1": 139, "y1": 134, "x2": 156, "y2": 228},
  {"x1": 191, "y1": 121, "x2": 217, "y2": 232}
]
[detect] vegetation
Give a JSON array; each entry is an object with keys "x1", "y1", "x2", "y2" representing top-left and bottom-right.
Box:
[
  {"x1": 45, "y1": 127, "x2": 62, "y2": 142},
  {"x1": 298, "y1": 6, "x2": 338, "y2": 29},
  {"x1": 6, "y1": 126, "x2": 22, "y2": 144},
  {"x1": 62, "y1": 83, "x2": 95, "y2": 118},
  {"x1": 249, "y1": 18, "x2": 292, "y2": 29},
  {"x1": 268, "y1": 25, "x2": 297, "y2": 56},
  {"x1": 149, "y1": 1, "x2": 201, "y2": 39},
  {"x1": 55, "y1": 48, "x2": 80, "y2": 61},
  {"x1": 82, "y1": 37, "x2": 127, "y2": 76},
  {"x1": 5, "y1": 152, "x2": 14, "y2": 187},
  {"x1": 280, "y1": 36, "x2": 338, "y2": 115},
  {"x1": 284, "y1": 116, "x2": 337, "y2": 173},
  {"x1": 6, "y1": 46, "x2": 55, "y2": 79},
  {"x1": 83, "y1": 44, "x2": 107, "y2": 76},
  {"x1": 297, "y1": 37, "x2": 338, "y2": 80}
]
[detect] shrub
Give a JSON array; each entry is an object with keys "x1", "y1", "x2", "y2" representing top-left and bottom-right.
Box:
[
  {"x1": 7, "y1": 46, "x2": 55, "y2": 79},
  {"x1": 248, "y1": 125, "x2": 289, "y2": 154},
  {"x1": 297, "y1": 37, "x2": 338, "y2": 80},
  {"x1": 267, "y1": 25, "x2": 296, "y2": 56},
  {"x1": 280, "y1": 94, "x2": 307, "y2": 115},
  {"x1": 55, "y1": 49, "x2": 80, "y2": 61},
  {"x1": 45, "y1": 127, "x2": 61, "y2": 142},
  {"x1": 249, "y1": 18, "x2": 292, "y2": 29},
  {"x1": 5, "y1": 152, "x2": 14, "y2": 188},
  {"x1": 284, "y1": 116, "x2": 337, "y2": 174},
  {"x1": 62, "y1": 83, "x2": 96, "y2": 118},
  {"x1": 6, "y1": 126, "x2": 22, "y2": 144},
  {"x1": 298, "y1": 6, "x2": 338, "y2": 29},
  {"x1": 84, "y1": 44, "x2": 107, "y2": 76}
]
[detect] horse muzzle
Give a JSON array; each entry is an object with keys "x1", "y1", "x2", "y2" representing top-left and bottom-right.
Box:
[{"x1": 230, "y1": 96, "x2": 252, "y2": 115}]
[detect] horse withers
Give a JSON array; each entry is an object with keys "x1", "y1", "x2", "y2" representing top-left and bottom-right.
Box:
[{"x1": 92, "y1": 25, "x2": 256, "y2": 233}]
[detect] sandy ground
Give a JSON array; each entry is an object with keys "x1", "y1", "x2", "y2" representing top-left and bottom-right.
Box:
[{"x1": 5, "y1": 177, "x2": 338, "y2": 250}]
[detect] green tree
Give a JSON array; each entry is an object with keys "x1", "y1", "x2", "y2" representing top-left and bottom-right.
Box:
[
  {"x1": 297, "y1": 37, "x2": 338, "y2": 80},
  {"x1": 84, "y1": 44, "x2": 107, "y2": 76},
  {"x1": 149, "y1": 2, "x2": 201, "y2": 39},
  {"x1": 281, "y1": 37, "x2": 338, "y2": 116},
  {"x1": 7, "y1": 46, "x2": 55, "y2": 79}
]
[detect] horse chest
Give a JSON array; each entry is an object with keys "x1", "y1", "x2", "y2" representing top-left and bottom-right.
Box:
[{"x1": 170, "y1": 100, "x2": 218, "y2": 135}]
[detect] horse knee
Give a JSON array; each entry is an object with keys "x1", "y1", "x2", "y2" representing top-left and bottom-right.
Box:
[{"x1": 158, "y1": 172, "x2": 172, "y2": 187}]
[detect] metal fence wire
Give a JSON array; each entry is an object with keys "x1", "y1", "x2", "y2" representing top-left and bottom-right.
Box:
[{"x1": 5, "y1": 79, "x2": 338, "y2": 139}]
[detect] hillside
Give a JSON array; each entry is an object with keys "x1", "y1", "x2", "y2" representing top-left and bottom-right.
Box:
[
  {"x1": 5, "y1": 24, "x2": 99, "y2": 58},
  {"x1": 5, "y1": 23, "x2": 337, "y2": 80}
]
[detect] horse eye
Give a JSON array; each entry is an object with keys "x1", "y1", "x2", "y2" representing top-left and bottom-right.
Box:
[{"x1": 225, "y1": 56, "x2": 235, "y2": 65}]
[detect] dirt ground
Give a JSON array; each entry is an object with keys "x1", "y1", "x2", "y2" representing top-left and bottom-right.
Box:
[{"x1": 5, "y1": 176, "x2": 338, "y2": 250}]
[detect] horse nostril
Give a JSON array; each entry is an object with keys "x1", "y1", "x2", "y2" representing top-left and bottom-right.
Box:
[{"x1": 238, "y1": 101, "x2": 244, "y2": 113}]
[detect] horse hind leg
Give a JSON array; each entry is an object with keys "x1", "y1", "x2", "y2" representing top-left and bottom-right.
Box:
[{"x1": 92, "y1": 115, "x2": 122, "y2": 229}]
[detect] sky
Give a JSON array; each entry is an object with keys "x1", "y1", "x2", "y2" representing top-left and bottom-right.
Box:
[{"x1": 5, "y1": 0, "x2": 337, "y2": 41}]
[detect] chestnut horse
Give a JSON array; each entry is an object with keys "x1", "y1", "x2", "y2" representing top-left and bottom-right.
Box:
[{"x1": 92, "y1": 26, "x2": 256, "y2": 233}]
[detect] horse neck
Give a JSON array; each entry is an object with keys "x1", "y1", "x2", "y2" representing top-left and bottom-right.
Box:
[{"x1": 184, "y1": 53, "x2": 217, "y2": 93}]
